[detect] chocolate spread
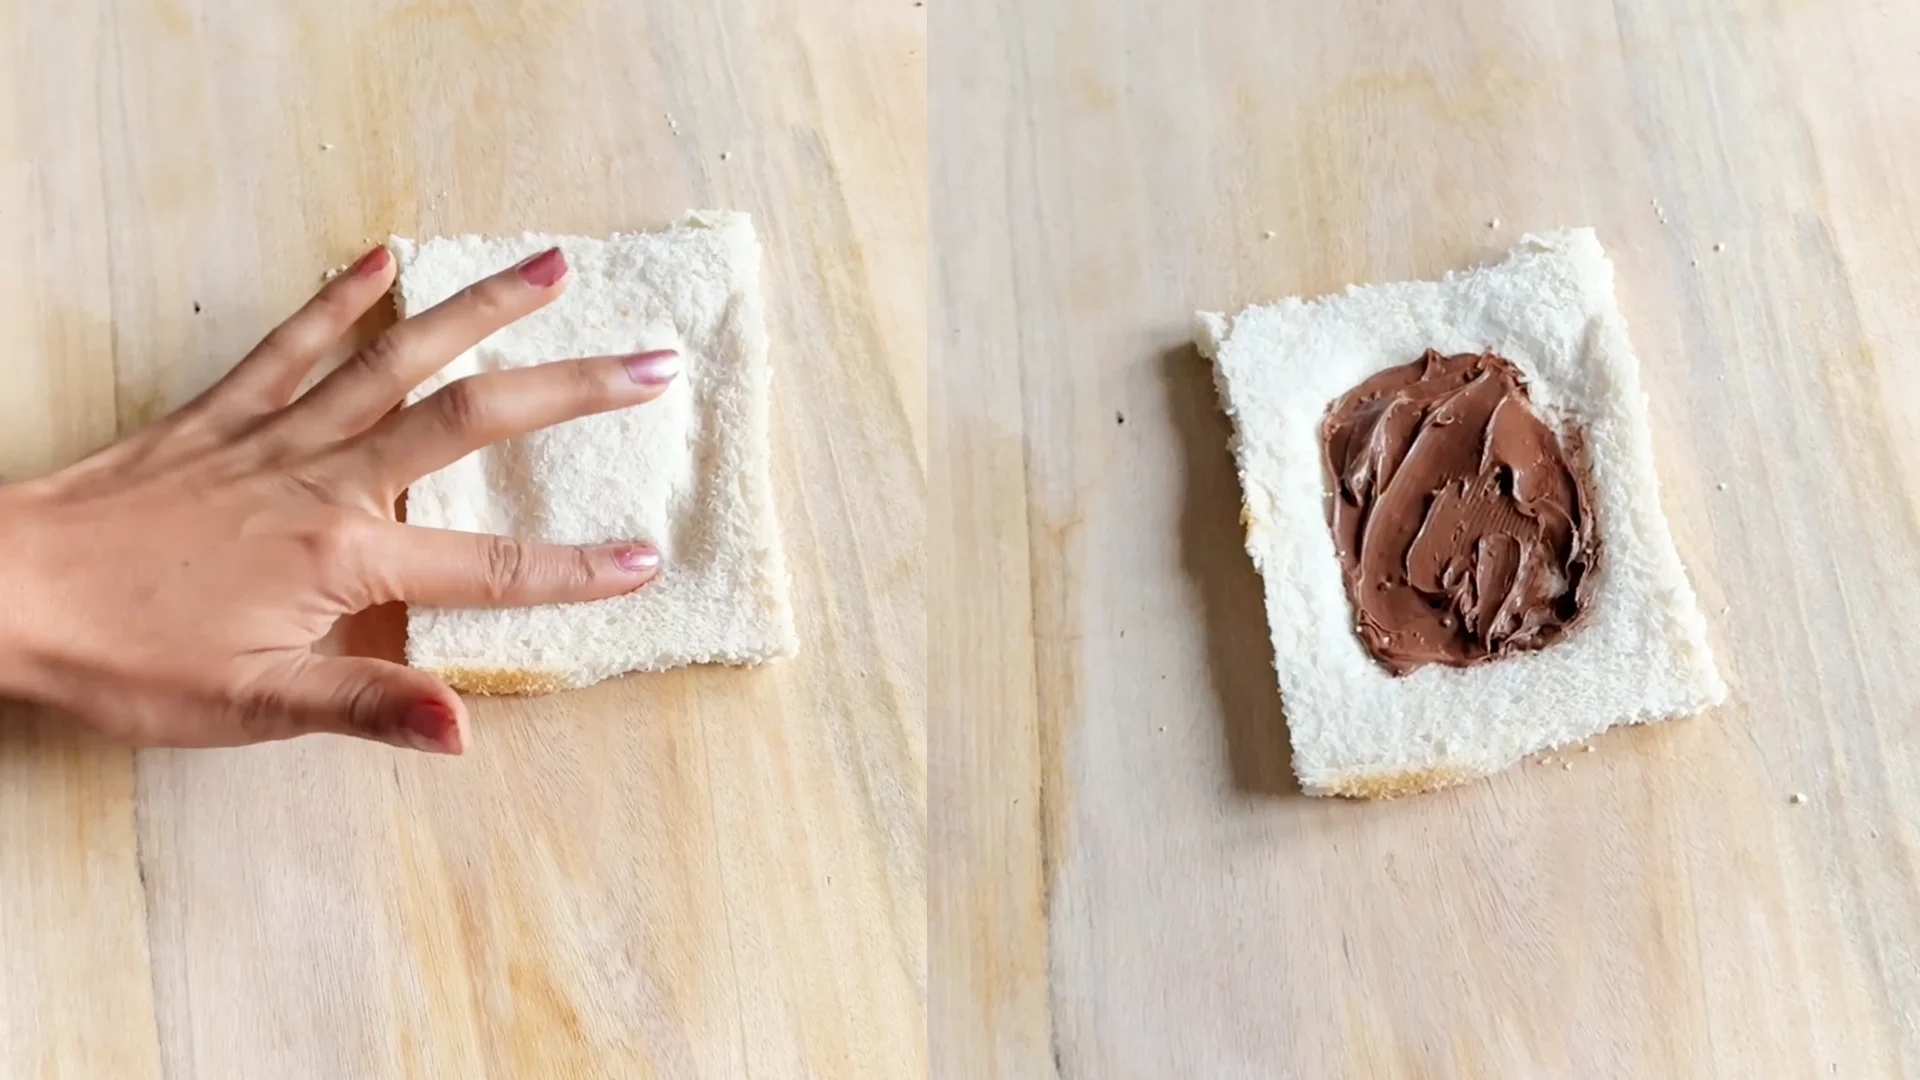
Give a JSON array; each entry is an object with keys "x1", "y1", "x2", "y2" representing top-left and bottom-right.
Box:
[{"x1": 1320, "y1": 349, "x2": 1599, "y2": 675}]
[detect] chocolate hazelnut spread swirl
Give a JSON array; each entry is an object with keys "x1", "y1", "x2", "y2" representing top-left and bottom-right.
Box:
[{"x1": 1321, "y1": 350, "x2": 1599, "y2": 675}]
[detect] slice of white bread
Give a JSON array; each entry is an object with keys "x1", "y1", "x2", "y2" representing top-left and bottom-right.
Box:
[
  {"x1": 1194, "y1": 229, "x2": 1725, "y2": 797},
  {"x1": 391, "y1": 211, "x2": 796, "y2": 693}
]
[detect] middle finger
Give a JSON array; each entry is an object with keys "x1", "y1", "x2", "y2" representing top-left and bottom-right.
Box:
[{"x1": 328, "y1": 348, "x2": 682, "y2": 491}]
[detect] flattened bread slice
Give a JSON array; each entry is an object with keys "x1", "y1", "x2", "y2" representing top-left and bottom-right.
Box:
[
  {"x1": 392, "y1": 212, "x2": 796, "y2": 693},
  {"x1": 1194, "y1": 229, "x2": 1724, "y2": 797}
]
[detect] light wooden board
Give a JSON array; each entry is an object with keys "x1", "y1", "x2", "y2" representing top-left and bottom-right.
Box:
[
  {"x1": 0, "y1": 0, "x2": 925, "y2": 1077},
  {"x1": 933, "y1": 0, "x2": 1920, "y2": 1075}
]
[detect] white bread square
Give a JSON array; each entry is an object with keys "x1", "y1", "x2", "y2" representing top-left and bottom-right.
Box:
[
  {"x1": 1194, "y1": 229, "x2": 1725, "y2": 797},
  {"x1": 391, "y1": 212, "x2": 796, "y2": 693}
]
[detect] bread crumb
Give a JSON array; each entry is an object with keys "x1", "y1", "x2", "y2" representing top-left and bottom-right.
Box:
[
  {"x1": 320, "y1": 141, "x2": 335, "y2": 151},
  {"x1": 720, "y1": 151, "x2": 732, "y2": 161},
  {"x1": 1789, "y1": 792, "x2": 1807, "y2": 804},
  {"x1": 1487, "y1": 218, "x2": 1499, "y2": 229},
  {"x1": 1714, "y1": 242, "x2": 1726, "y2": 252},
  {"x1": 1263, "y1": 230, "x2": 1275, "y2": 239},
  {"x1": 1690, "y1": 259, "x2": 1699, "y2": 267},
  {"x1": 1562, "y1": 762, "x2": 1573, "y2": 771},
  {"x1": 1870, "y1": 828, "x2": 1880, "y2": 838},
  {"x1": 1716, "y1": 482, "x2": 1727, "y2": 491},
  {"x1": 1584, "y1": 745, "x2": 1595, "y2": 753}
]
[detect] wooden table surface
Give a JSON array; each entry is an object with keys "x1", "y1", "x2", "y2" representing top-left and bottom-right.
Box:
[
  {"x1": 0, "y1": 1, "x2": 925, "y2": 1077},
  {"x1": 934, "y1": 0, "x2": 1920, "y2": 1075}
]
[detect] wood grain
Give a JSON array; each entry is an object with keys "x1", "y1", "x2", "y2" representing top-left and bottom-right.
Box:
[
  {"x1": 932, "y1": 0, "x2": 1920, "y2": 1075},
  {"x1": 0, "y1": 0, "x2": 925, "y2": 1077}
]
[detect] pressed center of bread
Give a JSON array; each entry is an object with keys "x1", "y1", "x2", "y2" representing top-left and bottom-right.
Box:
[{"x1": 1320, "y1": 349, "x2": 1600, "y2": 675}]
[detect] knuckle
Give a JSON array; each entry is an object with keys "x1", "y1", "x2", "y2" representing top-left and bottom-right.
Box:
[
  {"x1": 297, "y1": 289, "x2": 348, "y2": 328},
  {"x1": 259, "y1": 300, "x2": 334, "y2": 357},
  {"x1": 226, "y1": 680, "x2": 294, "y2": 743},
  {"x1": 230, "y1": 692, "x2": 281, "y2": 741},
  {"x1": 463, "y1": 278, "x2": 516, "y2": 322},
  {"x1": 255, "y1": 323, "x2": 304, "y2": 360},
  {"x1": 356, "y1": 332, "x2": 400, "y2": 368},
  {"x1": 347, "y1": 332, "x2": 408, "y2": 387},
  {"x1": 478, "y1": 535, "x2": 532, "y2": 602},
  {"x1": 339, "y1": 678, "x2": 394, "y2": 739},
  {"x1": 567, "y1": 545, "x2": 601, "y2": 588},
  {"x1": 162, "y1": 399, "x2": 225, "y2": 444},
  {"x1": 303, "y1": 510, "x2": 368, "y2": 568},
  {"x1": 430, "y1": 379, "x2": 489, "y2": 436},
  {"x1": 307, "y1": 291, "x2": 354, "y2": 333},
  {"x1": 568, "y1": 359, "x2": 616, "y2": 406}
]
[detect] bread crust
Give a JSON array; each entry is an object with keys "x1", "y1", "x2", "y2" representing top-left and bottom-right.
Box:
[
  {"x1": 1310, "y1": 765, "x2": 1480, "y2": 799},
  {"x1": 430, "y1": 667, "x2": 574, "y2": 696}
]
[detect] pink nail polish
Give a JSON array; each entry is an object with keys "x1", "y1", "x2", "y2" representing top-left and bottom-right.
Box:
[
  {"x1": 402, "y1": 700, "x2": 461, "y2": 754},
  {"x1": 516, "y1": 247, "x2": 567, "y2": 287},
  {"x1": 350, "y1": 245, "x2": 391, "y2": 277},
  {"x1": 623, "y1": 350, "x2": 681, "y2": 385},
  {"x1": 614, "y1": 544, "x2": 661, "y2": 573}
]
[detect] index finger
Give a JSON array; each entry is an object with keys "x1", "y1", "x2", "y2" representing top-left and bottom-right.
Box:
[
  {"x1": 279, "y1": 246, "x2": 571, "y2": 439},
  {"x1": 207, "y1": 244, "x2": 400, "y2": 413}
]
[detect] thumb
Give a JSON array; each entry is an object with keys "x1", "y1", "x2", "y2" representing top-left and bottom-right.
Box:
[{"x1": 275, "y1": 655, "x2": 468, "y2": 754}]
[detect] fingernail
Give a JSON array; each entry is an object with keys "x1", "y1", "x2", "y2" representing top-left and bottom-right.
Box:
[
  {"x1": 350, "y1": 245, "x2": 391, "y2": 277},
  {"x1": 622, "y1": 350, "x2": 681, "y2": 385},
  {"x1": 402, "y1": 700, "x2": 462, "y2": 755},
  {"x1": 515, "y1": 246, "x2": 567, "y2": 287},
  {"x1": 613, "y1": 544, "x2": 661, "y2": 574}
]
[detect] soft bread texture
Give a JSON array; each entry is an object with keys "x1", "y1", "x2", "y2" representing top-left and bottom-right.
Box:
[
  {"x1": 1195, "y1": 229, "x2": 1725, "y2": 797},
  {"x1": 392, "y1": 212, "x2": 796, "y2": 693}
]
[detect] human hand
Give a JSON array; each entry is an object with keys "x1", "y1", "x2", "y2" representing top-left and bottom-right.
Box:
[{"x1": 0, "y1": 244, "x2": 681, "y2": 753}]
